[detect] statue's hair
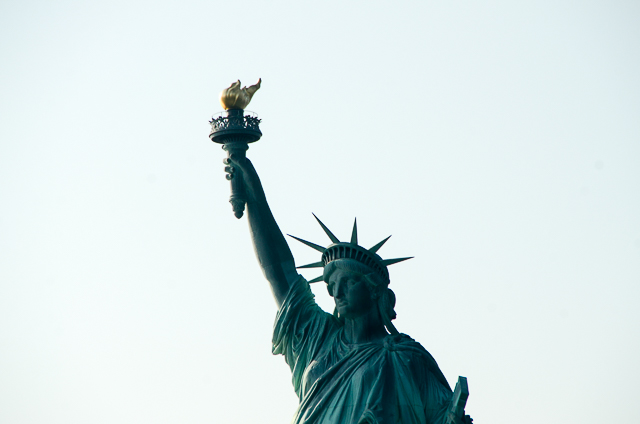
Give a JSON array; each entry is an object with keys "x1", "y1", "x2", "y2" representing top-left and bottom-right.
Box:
[{"x1": 323, "y1": 259, "x2": 398, "y2": 334}]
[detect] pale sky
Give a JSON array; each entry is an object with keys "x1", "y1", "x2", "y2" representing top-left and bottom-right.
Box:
[{"x1": 1, "y1": 1, "x2": 639, "y2": 423}]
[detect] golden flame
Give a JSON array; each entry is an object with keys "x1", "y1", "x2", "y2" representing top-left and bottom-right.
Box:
[{"x1": 219, "y1": 78, "x2": 261, "y2": 110}]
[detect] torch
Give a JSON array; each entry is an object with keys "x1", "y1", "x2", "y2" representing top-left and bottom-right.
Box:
[{"x1": 209, "y1": 79, "x2": 262, "y2": 218}]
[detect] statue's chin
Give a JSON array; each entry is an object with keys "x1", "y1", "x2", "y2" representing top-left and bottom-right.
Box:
[{"x1": 336, "y1": 305, "x2": 370, "y2": 321}]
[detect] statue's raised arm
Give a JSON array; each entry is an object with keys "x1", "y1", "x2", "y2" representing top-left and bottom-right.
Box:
[
  {"x1": 210, "y1": 78, "x2": 297, "y2": 306},
  {"x1": 209, "y1": 79, "x2": 473, "y2": 424},
  {"x1": 224, "y1": 155, "x2": 298, "y2": 307}
]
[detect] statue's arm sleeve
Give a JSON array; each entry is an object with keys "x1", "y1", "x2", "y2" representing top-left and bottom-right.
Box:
[
  {"x1": 272, "y1": 276, "x2": 335, "y2": 396},
  {"x1": 424, "y1": 370, "x2": 455, "y2": 424},
  {"x1": 402, "y1": 345, "x2": 453, "y2": 424}
]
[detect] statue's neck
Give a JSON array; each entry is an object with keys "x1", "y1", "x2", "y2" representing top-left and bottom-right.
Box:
[{"x1": 342, "y1": 309, "x2": 388, "y2": 344}]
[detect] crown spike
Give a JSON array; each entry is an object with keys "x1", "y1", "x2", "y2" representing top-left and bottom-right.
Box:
[
  {"x1": 308, "y1": 275, "x2": 325, "y2": 283},
  {"x1": 296, "y1": 261, "x2": 325, "y2": 269},
  {"x1": 380, "y1": 257, "x2": 414, "y2": 266},
  {"x1": 350, "y1": 218, "x2": 358, "y2": 245},
  {"x1": 287, "y1": 234, "x2": 326, "y2": 252},
  {"x1": 312, "y1": 213, "x2": 340, "y2": 244},
  {"x1": 369, "y1": 235, "x2": 391, "y2": 253}
]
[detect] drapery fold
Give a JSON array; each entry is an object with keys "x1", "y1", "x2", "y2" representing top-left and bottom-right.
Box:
[{"x1": 273, "y1": 276, "x2": 453, "y2": 424}]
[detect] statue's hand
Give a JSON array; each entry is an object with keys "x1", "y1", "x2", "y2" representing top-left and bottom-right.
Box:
[{"x1": 223, "y1": 155, "x2": 267, "y2": 205}]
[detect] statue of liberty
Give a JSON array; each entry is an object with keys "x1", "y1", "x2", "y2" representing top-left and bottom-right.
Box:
[{"x1": 212, "y1": 80, "x2": 472, "y2": 424}]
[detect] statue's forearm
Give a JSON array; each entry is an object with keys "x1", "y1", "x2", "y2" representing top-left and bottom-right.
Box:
[{"x1": 246, "y1": 199, "x2": 297, "y2": 307}]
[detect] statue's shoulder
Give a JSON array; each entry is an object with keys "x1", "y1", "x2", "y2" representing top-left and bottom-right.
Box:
[
  {"x1": 382, "y1": 333, "x2": 429, "y2": 352},
  {"x1": 383, "y1": 333, "x2": 452, "y2": 391}
]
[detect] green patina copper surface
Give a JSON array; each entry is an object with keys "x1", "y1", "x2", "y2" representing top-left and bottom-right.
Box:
[{"x1": 209, "y1": 82, "x2": 472, "y2": 423}]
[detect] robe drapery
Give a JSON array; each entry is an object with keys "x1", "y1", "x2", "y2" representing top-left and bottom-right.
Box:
[{"x1": 273, "y1": 276, "x2": 453, "y2": 424}]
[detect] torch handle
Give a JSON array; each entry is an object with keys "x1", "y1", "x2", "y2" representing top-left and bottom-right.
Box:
[{"x1": 223, "y1": 142, "x2": 249, "y2": 219}]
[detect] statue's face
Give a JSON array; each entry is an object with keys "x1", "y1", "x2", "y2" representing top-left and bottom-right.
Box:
[{"x1": 328, "y1": 269, "x2": 375, "y2": 319}]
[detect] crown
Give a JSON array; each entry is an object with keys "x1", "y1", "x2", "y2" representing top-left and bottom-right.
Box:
[{"x1": 288, "y1": 214, "x2": 413, "y2": 284}]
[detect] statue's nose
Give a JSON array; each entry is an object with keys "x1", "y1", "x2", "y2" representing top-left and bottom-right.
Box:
[{"x1": 333, "y1": 281, "x2": 346, "y2": 298}]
